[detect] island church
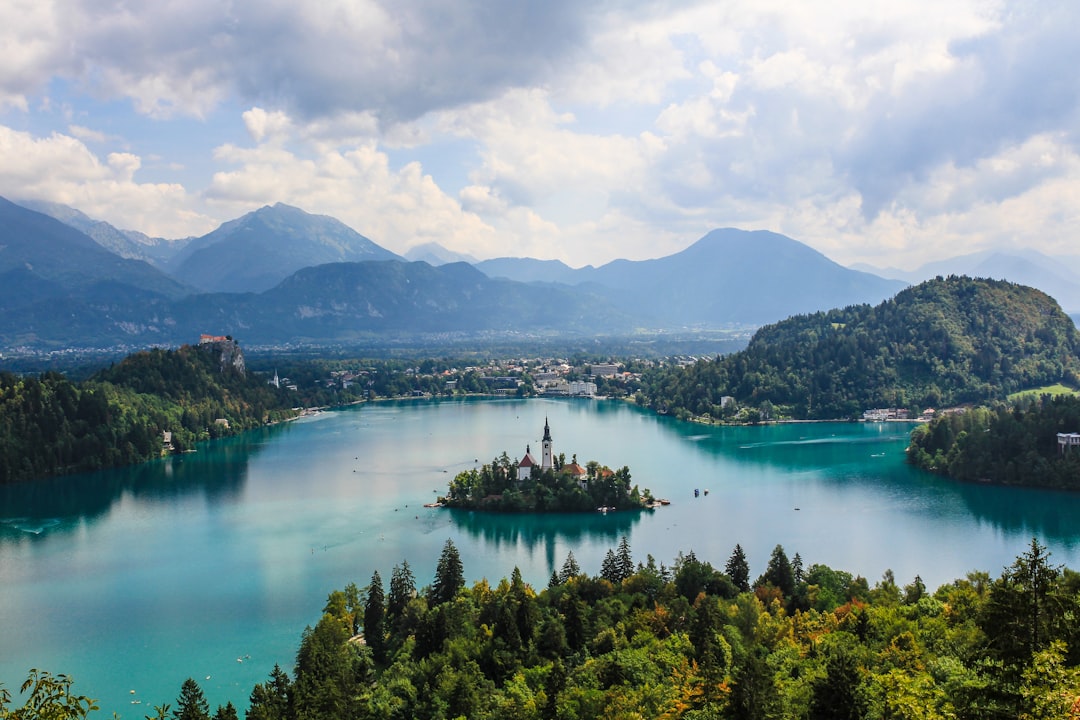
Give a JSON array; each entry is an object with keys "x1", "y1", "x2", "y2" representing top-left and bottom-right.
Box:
[{"x1": 517, "y1": 417, "x2": 555, "y2": 481}]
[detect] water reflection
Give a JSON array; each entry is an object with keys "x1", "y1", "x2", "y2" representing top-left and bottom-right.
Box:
[
  {"x1": 0, "y1": 426, "x2": 282, "y2": 540},
  {"x1": 450, "y1": 506, "x2": 646, "y2": 572}
]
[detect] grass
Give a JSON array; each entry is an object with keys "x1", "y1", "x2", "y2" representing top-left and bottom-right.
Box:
[{"x1": 1007, "y1": 383, "x2": 1080, "y2": 401}]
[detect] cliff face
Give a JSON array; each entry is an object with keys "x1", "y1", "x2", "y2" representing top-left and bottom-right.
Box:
[{"x1": 200, "y1": 337, "x2": 246, "y2": 376}]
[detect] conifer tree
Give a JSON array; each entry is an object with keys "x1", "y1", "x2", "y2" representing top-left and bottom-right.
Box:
[
  {"x1": 726, "y1": 544, "x2": 751, "y2": 593},
  {"x1": 430, "y1": 538, "x2": 464, "y2": 605},
  {"x1": 211, "y1": 701, "x2": 238, "y2": 720},
  {"x1": 245, "y1": 664, "x2": 291, "y2": 720},
  {"x1": 172, "y1": 678, "x2": 210, "y2": 720},
  {"x1": 600, "y1": 549, "x2": 620, "y2": 583},
  {"x1": 615, "y1": 535, "x2": 634, "y2": 582},
  {"x1": 364, "y1": 570, "x2": 386, "y2": 664},
  {"x1": 387, "y1": 560, "x2": 415, "y2": 620},
  {"x1": 558, "y1": 551, "x2": 581, "y2": 583}
]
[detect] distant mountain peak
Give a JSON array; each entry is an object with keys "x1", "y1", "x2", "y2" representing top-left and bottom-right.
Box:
[{"x1": 168, "y1": 202, "x2": 401, "y2": 293}]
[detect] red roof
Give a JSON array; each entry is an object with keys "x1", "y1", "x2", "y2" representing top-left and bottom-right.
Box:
[
  {"x1": 519, "y1": 453, "x2": 537, "y2": 467},
  {"x1": 563, "y1": 462, "x2": 587, "y2": 477}
]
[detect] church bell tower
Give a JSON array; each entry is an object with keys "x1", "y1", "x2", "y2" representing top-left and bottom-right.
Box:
[{"x1": 541, "y1": 417, "x2": 554, "y2": 471}]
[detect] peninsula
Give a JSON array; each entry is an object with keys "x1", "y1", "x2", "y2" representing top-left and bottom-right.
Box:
[{"x1": 441, "y1": 418, "x2": 652, "y2": 512}]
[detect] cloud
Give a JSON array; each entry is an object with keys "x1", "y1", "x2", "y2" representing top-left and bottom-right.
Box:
[
  {"x1": 205, "y1": 130, "x2": 498, "y2": 257},
  {"x1": 0, "y1": 125, "x2": 213, "y2": 237},
  {"x1": 4, "y1": 0, "x2": 1080, "y2": 272},
  {"x1": 1, "y1": 0, "x2": 593, "y2": 124}
]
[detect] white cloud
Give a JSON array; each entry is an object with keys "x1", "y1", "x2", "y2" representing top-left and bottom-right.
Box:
[
  {"x1": 206, "y1": 133, "x2": 497, "y2": 257},
  {"x1": 0, "y1": 125, "x2": 213, "y2": 237}
]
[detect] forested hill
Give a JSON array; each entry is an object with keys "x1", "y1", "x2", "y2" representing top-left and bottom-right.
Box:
[
  {"x1": 0, "y1": 340, "x2": 298, "y2": 484},
  {"x1": 640, "y1": 276, "x2": 1080, "y2": 421},
  {"x1": 909, "y1": 395, "x2": 1080, "y2": 489}
]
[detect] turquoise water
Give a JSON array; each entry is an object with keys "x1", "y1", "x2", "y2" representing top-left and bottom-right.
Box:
[{"x1": 3, "y1": 397, "x2": 1079, "y2": 716}]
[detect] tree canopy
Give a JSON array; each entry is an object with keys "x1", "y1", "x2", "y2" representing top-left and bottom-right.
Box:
[{"x1": 639, "y1": 276, "x2": 1080, "y2": 421}]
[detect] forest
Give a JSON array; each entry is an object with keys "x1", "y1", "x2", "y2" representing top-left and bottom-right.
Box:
[
  {"x1": 908, "y1": 395, "x2": 1080, "y2": 490},
  {"x1": 638, "y1": 277, "x2": 1080, "y2": 421},
  {"x1": 0, "y1": 341, "x2": 299, "y2": 484},
  {"x1": 4, "y1": 537, "x2": 1079, "y2": 720}
]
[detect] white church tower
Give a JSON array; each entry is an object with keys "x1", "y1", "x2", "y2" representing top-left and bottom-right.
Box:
[{"x1": 541, "y1": 417, "x2": 554, "y2": 471}]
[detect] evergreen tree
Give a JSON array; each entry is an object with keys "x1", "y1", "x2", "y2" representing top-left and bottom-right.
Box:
[
  {"x1": 600, "y1": 549, "x2": 620, "y2": 583},
  {"x1": 809, "y1": 645, "x2": 867, "y2": 720},
  {"x1": 757, "y1": 544, "x2": 795, "y2": 597},
  {"x1": 429, "y1": 538, "x2": 465, "y2": 605},
  {"x1": 172, "y1": 678, "x2": 210, "y2": 720},
  {"x1": 615, "y1": 535, "x2": 634, "y2": 582},
  {"x1": 245, "y1": 664, "x2": 291, "y2": 720},
  {"x1": 558, "y1": 551, "x2": 581, "y2": 583},
  {"x1": 211, "y1": 701, "x2": 238, "y2": 720},
  {"x1": 726, "y1": 543, "x2": 751, "y2": 592},
  {"x1": 364, "y1": 570, "x2": 386, "y2": 664},
  {"x1": 387, "y1": 560, "x2": 415, "y2": 621}
]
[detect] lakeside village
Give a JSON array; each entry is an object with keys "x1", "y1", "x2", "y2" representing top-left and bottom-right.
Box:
[{"x1": 437, "y1": 418, "x2": 665, "y2": 513}]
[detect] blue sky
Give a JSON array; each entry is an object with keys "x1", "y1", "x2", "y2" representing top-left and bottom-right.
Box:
[{"x1": 1, "y1": 0, "x2": 1078, "y2": 269}]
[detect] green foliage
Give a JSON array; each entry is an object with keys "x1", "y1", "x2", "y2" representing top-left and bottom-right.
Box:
[
  {"x1": 171, "y1": 678, "x2": 209, "y2": 720},
  {"x1": 639, "y1": 276, "x2": 1080, "y2": 420},
  {"x1": 0, "y1": 342, "x2": 299, "y2": 484},
  {"x1": 908, "y1": 395, "x2": 1080, "y2": 489},
  {"x1": 444, "y1": 458, "x2": 645, "y2": 513},
  {"x1": 0, "y1": 669, "x2": 98, "y2": 719},
  {"x1": 12, "y1": 538, "x2": 1080, "y2": 719}
]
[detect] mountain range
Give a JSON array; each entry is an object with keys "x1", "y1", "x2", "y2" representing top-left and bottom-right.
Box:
[{"x1": 1, "y1": 196, "x2": 1074, "y2": 350}]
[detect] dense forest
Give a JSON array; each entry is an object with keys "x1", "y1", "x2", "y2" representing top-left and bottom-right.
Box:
[
  {"x1": 638, "y1": 277, "x2": 1080, "y2": 421},
  {"x1": 443, "y1": 453, "x2": 647, "y2": 512},
  {"x1": 908, "y1": 395, "x2": 1080, "y2": 489},
  {"x1": 0, "y1": 340, "x2": 299, "y2": 484},
  {"x1": 5, "y1": 537, "x2": 1079, "y2": 719}
]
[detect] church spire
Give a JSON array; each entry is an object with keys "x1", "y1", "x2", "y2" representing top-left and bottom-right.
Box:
[{"x1": 541, "y1": 417, "x2": 554, "y2": 471}]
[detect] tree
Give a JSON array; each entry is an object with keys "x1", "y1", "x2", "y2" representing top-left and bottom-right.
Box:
[
  {"x1": 726, "y1": 544, "x2": 751, "y2": 593},
  {"x1": 212, "y1": 701, "x2": 238, "y2": 720},
  {"x1": 981, "y1": 538, "x2": 1064, "y2": 680},
  {"x1": 558, "y1": 552, "x2": 581, "y2": 584},
  {"x1": 364, "y1": 570, "x2": 387, "y2": 664},
  {"x1": 246, "y1": 664, "x2": 291, "y2": 720},
  {"x1": 0, "y1": 669, "x2": 98, "y2": 719},
  {"x1": 809, "y1": 645, "x2": 867, "y2": 720},
  {"x1": 429, "y1": 538, "x2": 465, "y2": 606},
  {"x1": 615, "y1": 535, "x2": 634, "y2": 582},
  {"x1": 600, "y1": 549, "x2": 620, "y2": 584},
  {"x1": 172, "y1": 678, "x2": 210, "y2": 720},
  {"x1": 757, "y1": 544, "x2": 795, "y2": 597},
  {"x1": 387, "y1": 560, "x2": 416, "y2": 621}
]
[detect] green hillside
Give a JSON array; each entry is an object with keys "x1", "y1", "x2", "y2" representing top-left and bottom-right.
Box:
[
  {"x1": 909, "y1": 395, "x2": 1080, "y2": 489},
  {"x1": 0, "y1": 340, "x2": 297, "y2": 484},
  {"x1": 640, "y1": 276, "x2": 1080, "y2": 420}
]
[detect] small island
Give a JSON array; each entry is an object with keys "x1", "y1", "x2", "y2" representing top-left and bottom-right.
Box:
[{"x1": 441, "y1": 418, "x2": 654, "y2": 512}]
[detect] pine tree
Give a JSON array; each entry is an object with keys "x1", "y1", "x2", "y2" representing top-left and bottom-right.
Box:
[
  {"x1": 558, "y1": 551, "x2": 581, "y2": 583},
  {"x1": 600, "y1": 549, "x2": 620, "y2": 583},
  {"x1": 726, "y1": 544, "x2": 751, "y2": 593},
  {"x1": 757, "y1": 544, "x2": 795, "y2": 597},
  {"x1": 246, "y1": 664, "x2": 291, "y2": 720},
  {"x1": 430, "y1": 538, "x2": 465, "y2": 605},
  {"x1": 172, "y1": 678, "x2": 210, "y2": 720},
  {"x1": 615, "y1": 535, "x2": 634, "y2": 582},
  {"x1": 364, "y1": 569, "x2": 386, "y2": 663},
  {"x1": 212, "y1": 701, "x2": 238, "y2": 720},
  {"x1": 387, "y1": 560, "x2": 416, "y2": 620}
]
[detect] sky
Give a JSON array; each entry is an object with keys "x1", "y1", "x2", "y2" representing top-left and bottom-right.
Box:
[{"x1": 1, "y1": 0, "x2": 1078, "y2": 270}]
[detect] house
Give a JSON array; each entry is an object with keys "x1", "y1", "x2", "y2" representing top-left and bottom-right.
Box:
[
  {"x1": 563, "y1": 461, "x2": 588, "y2": 489},
  {"x1": 1058, "y1": 432, "x2": 1080, "y2": 454}
]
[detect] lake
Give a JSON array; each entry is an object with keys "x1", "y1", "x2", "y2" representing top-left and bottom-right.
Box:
[{"x1": 3, "y1": 396, "x2": 1080, "y2": 716}]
